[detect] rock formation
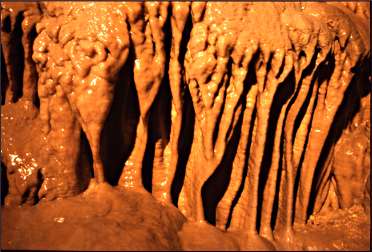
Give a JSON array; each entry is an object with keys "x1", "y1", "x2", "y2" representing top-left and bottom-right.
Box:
[{"x1": 1, "y1": 1, "x2": 370, "y2": 250}]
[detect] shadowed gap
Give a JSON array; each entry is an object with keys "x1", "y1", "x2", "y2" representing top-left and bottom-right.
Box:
[
  {"x1": 1, "y1": 13, "x2": 25, "y2": 104},
  {"x1": 1, "y1": 47, "x2": 8, "y2": 105},
  {"x1": 224, "y1": 49, "x2": 261, "y2": 229},
  {"x1": 307, "y1": 59, "x2": 370, "y2": 217},
  {"x1": 292, "y1": 66, "x2": 319, "y2": 220},
  {"x1": 2, "y1": 14, "x2": 11, "y2": 33},
  {"x1": 293, "y1": 53, "x2": 335, "y2": 221},
  {"x1": 142, "y1": 7, "x2": 173, "y2": 193},
  {"x1": 34, "y1": 170, "x2": 43, "y2": 204},
  {"x1": 226, "y1": 107, "x2": 256, "y2": 229},
  {"x1": 200, "y1": 56, "x2": 234, "y2": 224},
  {"x1": 10, "y1": 12, "x2": 25, "y2": 103},
  {"x1": 170, "y1": 8, "x2": 194, "y2": 206},
  {"x1": 291, "y1": 48, "x2": 320, "y2": 145},
  {"x1": 282, "y1": 48, "x2": 320, "y2": 221},
  {"x1": 146, "y1": 76, "x2": 172, "y2": 193},
  {"x1": 81, "y1": 130, "x2": 94, "y2": 179},
  {"x1": 1, "y1": 162, "x2": 9, "y2": 205},
  {"x1": 75, "y1": 129, "x2": 92, "y2": 192},
  {"x1": 271, "y1": 70, "x2": 295, "y2": 229},
  {"x1": 257, "y1": 66, "x2": 295, "y2": 232},
  {"x1": 178, "y1": 8, "x2": 192, "y2": 70},
  {"x1": 27, "y1": 24, "x2": 40, "y2": 108},
  {"x1": 255, "y1": 52, "x2": 282, "y2": 231},
  {"x1": 202, "y1": 100, "x2": 244, "y2": 225},
  {"x1": 212, "y1": 57, "x2": 233, "y2": 148},
  {"x1": 291, "y1": 52, "x2": 336, "y2": 222},
  {"x1": 171, "y1": 91, "x2": 195, "y2": 206},
  {"x1": 270, "y1": 49, "x2": 319, "y2": 227},
  {"x1": 171, "y1": 89, "x2": 195, "y2": 206},
  {"x1": 100, "y1": 50, "x2": 139, "y2": 186}
]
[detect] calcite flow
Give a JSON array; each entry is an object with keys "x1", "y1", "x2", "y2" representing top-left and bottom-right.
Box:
[{"x1": 0, "y1": 1, "x2": 370, "y2": 250}]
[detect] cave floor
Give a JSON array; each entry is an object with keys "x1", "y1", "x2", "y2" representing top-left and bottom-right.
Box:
[{"x1": 1, "y1": 183, "x2": 370, "y2": 251}]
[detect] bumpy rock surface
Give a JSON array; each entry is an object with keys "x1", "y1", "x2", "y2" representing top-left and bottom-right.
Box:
[
  {"x1": 2, "y1": 183, "x2": 186, "y2": 250},
  {"x1": 1, "y1": 1, "x2": 370, "y2": 251}
]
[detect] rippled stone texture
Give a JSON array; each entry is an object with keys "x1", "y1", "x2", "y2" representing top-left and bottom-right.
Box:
[{"x1": 1, "y1": 1, "x2": 370, "y2": 250}]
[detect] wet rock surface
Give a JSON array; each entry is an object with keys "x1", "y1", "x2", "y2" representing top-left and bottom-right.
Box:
[
  {"x1": 1, "y1": 1, "x2": 370, "y2": 251},
  {"x1": 2, "y1": 183, "x2": 186, "y2": 250},
  {"x1": 2, "y1": 190, "x2": 369, "y2": 250}
]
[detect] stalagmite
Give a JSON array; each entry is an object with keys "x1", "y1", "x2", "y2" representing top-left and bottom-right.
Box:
[
  {"x1": 295, "y1": 43, "x2": 365, "y2": 224},
  {"x1": 226, "y1": 5, "x2": 293, "y2": 241},
  {"x1": 1, "y1": 2, "x2": 370, "y2": 250},
  {"x1": 180, "y1": 3, "x2": 264, "y2": 223},
  {"x1": 0, "y1": 3, "x2": 40, "y2": 105},
  {"x1": 294, "y1": 2, "x2": 369, "y2": 224},
  {"x1": 119, "y1": 2, "x2": 168, "y2": 191},
  {"x1": 34, "y1": 3, "x2": 130, "y2": 185},
  {"x1": 152, "y1": 2, "x2": 190, "y2": 204},
  {"x1": 259, "y1": 52, "x2": 295, "y2": 241},
  {"x1": 216, "y1": 81, "x2": 258, "y2": 230}
]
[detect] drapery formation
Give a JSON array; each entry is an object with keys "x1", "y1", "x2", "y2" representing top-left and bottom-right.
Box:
[{"x1": 1, "y1": 1, "x2": 370, "y2": 243}]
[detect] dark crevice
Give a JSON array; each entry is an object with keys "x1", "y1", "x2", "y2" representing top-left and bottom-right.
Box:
[
  {"x1": 212, "y1": 57, "x2": 233, "y2": 147},
  {"x1": 275, "y1": 54, "x2": 286, "y2": 79},
  {"x1": 178, "y1": 11, "x2": 192, "y2": 67},
  {"x1": 2, "y1": 15, "x2": 12, "y2": 33},
  {"x1": 10, "y1": 11, "x2": 25, "y2": 102},
  {"x1": 202, "y1": 100, "x2": 244, "y2": 225},
  {"x1": 257, "y1": 69, "x2": 295, "y2": 232},
  {"x1": 100, "y1": 38, "x2": 139, "y2": 186},
  {"x1": 225, "y1": 48, "x2": 261, "y2": 229},
  {"x1": 1, "y1": 162, "x2": 9, "y2": 205},
  {"x1": 292, "y1": 52, "x2": 336, "y2": 221},
  {"x1": 34, "y1": 169, "x2": 44, "y2": 203},
  {"x1": 307, "y1": 58, "x2": 370, "y2": 218},
  {"x1": 291, "y1": 48, "x2": 320, "y2": 145},
  {"x1": 170, "y1": 7, "x2": 194, "y2": 206},
  {"x1": 271, "y1": 109, "x2": 286, "y2": 229},
  {"x1": 28, "y1": 24, "x2": 40, "y2": 108},
  {"x1": 1, "y1": 47, "x2": 8, "y2": 105},
  {"x1": 145, "y1": 77, "x2": 171, "y2": 193},
  {"x1": 171, "y1": 88, "x2": 194, "y2": 206},
  {"x1": 144, "y1": 10, "x2": 174, "y2": 193},
  {"x1": 226, "y1": 106, "x2": 256, "y2": 230},
  {"x1": 292, "y1": 77, "x2": 319, "y2": 221},
  {"x1": 81, "y1": 130, "x2": 94, "y2": 179}
]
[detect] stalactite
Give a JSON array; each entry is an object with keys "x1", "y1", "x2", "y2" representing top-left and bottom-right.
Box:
[
  {"x1": 217, "y1": 78, "x2": 257, "y2": 229},
  {"x1": 292, "y1": 77, "x2": 319, "y2": 170},
  {"x1": 216, "y1": 78, "x2": 258, "y2": 230},
  {"x1": 1, "y1": 4, "x2": 370, "y2": 248},
  {"x1": 223, "y1": 6, "x2": 292, "y2": 242},
  {"x1": 229, "y1": 103, "x2": 259, "y2": 231},
  {"x1": 214, "y1": 33, "x2": 259, "y2": 229},
  {"x1": 259, "y1": 52, "x2": 295, "y2": 241},
  {"x1": 277, "y1": 56, "x2": 318, "y2": 243},
  {"x1": 119, "y1": 2, "x2": 168, "y2": 191},
  {"x1": 295, "y1": 42, "x2": 364, "y2": 223},
  {"x1": 179, "y1": 3, "x2": 267, "y2": 223},
  {"x1": 0, "y1": 3, "x2": 40, "y2": 105},
  {"x1": 241, "y1": 47, "x2": 293, "y2": 237},
  {"x1": 152, "y1": 2, "x2": 190, "y2": 204},
  {"x1": 33, "y1": 3, "x2": 130, "y2": 188}
]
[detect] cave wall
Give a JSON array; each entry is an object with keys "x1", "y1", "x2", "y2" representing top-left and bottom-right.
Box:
[{"x1": 1, "y1": 1, "x2": 370, "y2": 242}]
